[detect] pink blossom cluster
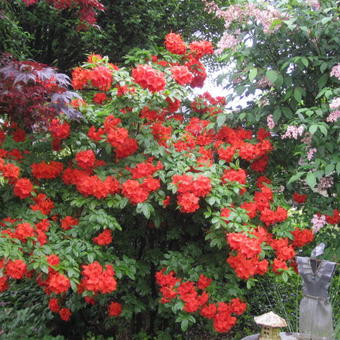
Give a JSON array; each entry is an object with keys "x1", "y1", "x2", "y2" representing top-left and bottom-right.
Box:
[
  {"x1": 330, "y1": 64, "x2": 340, "y2": 80},
  {"x1": 203, "y1": 0, "x2": 283, "y2": 33},
  {"x1": 216, "y1": 32, "x2": 238, "y2": 54},
  {"x1": 329, "y1": 97, "x2": 340, "y2": 110},
  {"x1": 281, "y1": 125, "x2": 304, "y2": 139},
  {"x1": 317, "y1": 176, "x2": 334, "y2": 191},
  {"x1": 326, "y1": 110, "x2": 340, "y2": 123},
  {"x1": 311, "y1": 214, "x2": 326, "y2": 233},
  {"x1": 267, "y1": 115, "x2": 275, "y2": 130},
  {"x1": 307, "y1": 148, "x2": 317, "y2": 161}
]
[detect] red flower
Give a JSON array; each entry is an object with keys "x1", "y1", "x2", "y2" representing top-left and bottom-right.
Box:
[
  {"x1": 0, "y1": 276, "x2": 9, "y2": 292},
  {"x1": 48, "y1": 272, "x2": 71, "y2": 294},
  {"x1": 293, "y1": 193, "x2": 308, "y2": 204},
  {"x1": 189, "y1": 40, "x2": 214, "y2": 59},
  {"x1": 272, "y1": 258, "x2": 289, "y2": 274},
  {"x1": 81, "y1": 262, "x2": 117, "y2": 294},
  {"x1": 93, "y1": 92, "x2": 107, "y2": 104},
  {"x1": 31, "y1": 161, "x2": 64, "y2": 179},
  {"x1": 15, "y1": 222, "x2": 34, "y2": 241},
  {"x1": 230, "y1": 298, "x2": 247, "y2": 315},
  {"x1": 108, "y1": 302, "x2": 122, "y2": 317},
  {"x1": 200, "y1": 304, "x2": 217, "y2": 319},
  {"x1": 31, "y1": 194, "x2": 54, "y2": 215},
  {"x1": 13, "y1": 178, "x2": 33, "y2": 199},
  {"x1": 2, "y1": 163, "x2": 20, "y2": 180},
  {"x1": 48, "y1": 298, "x2": 60, "y2": 313},
  {"x1": 60, "y1": 216, "x2": 79, "y2": 230},
  {"x1": 93, "y1": 229, "x2": 112, "y2": 246},
  {"x1": 47, "y1": 254, "x2": 60, "y2": 267},
  {"x1": 197, "y1": 274, "x2": 212, "y2": 290},
  {"x1": 325, "y1": 209, "x2": 340, "y2": 224},
  {"x1": 75, "y1": 150, "x2": 96, "y2": 169},
  {"x1": 49, "y1": 119, "x2": 70, "y2": 140},
  {"x1": 59, "y1": 308, "x2": 72, "y2": 321},
  {"x1": 6, "y1": 259, "x2": 27, "y2": 279},
  {"x1": 213, "y1": 312, "x2": 236, "y2": 333},
  {"x1": 132, "y1": 65, "x2": 166, "y2": 93},
  {"x1": 291, "y1": 228, "x2": 314, "y2": 248},
  {"x1": 177, "y1": 193, "x2": 199, "y2": 213},
  {"x1": 164, "y1": 33, "x2": 187, "y2": 55},
  {"x1": 171, "y1": 66, "x2": 193, "y2": 85}
]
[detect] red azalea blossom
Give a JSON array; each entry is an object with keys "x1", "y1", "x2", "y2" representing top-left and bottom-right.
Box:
[
  {"x1": 60, "y1": 216, "x2": 79, "y2": 230},
  {"x1": 93, "y1": 229, "x2": 112, "y2": 246},
  {"x1": 48, "y1": 272, "x2": 71, "y2": 294},
  {"x1": 48, "y1": 298, "x2": 60, "y2": 312},
  {"x1": 164, "y1": 33, "x2": 187, "y2": 55},
  {"x1": 132, "y1": 65, "x2": 166, "y2": 93},
  {"x1": 75, "y1": 150, "x2": 96, "y2": 169},
  {"x1": 6, "y1": 259, "x2": 27, "y2": 279},
  {"x1": 31, "y1": 161, "x2": 64, "y2": 179},
  {"x1": 293, "y1": 193, "x2": 308, "y2": 204},
  {"x1": 108, "y1": 301, "x2": 122, "y2": 317},
  {"x1": 13, "y1": 178, "x2": 33, "y2": 199},
  {"x1": 59, "y1": 308, "x2": 72, "y2": 321},
  {"x1": 170, "y1": 66, "x2": 193, "y2": 85}
]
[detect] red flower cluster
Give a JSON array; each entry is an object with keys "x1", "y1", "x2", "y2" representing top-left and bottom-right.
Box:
[
  {"x1": 62, "y1": 168, "x2": 120, "y2": 199},
  {"x1": 60, "y1": 216, "x2": 79, "y2": 231},
  {"x1": 93, "y1": 229, "x2": 112, "y2": 246},
  {"x1": 122, "y1": 177, "x2": 160, "y2": 204},
  {"x1": 260, "y1": 206, "x2": 288, "y2": 226},
  {"x1": 170, "y1": 66, "x2": 193, "y2": 85},
  {"x1": 22, "y1": 0, "x2": 105, "y2": 26},
  {"x1": 31, "y1": 161, "x2": 64, "y2": 179},
  {"x1": 93, "y1": 92, "x2": 107, "y2": 104},
  {"x1": 104, "y1": 115, "x2": 138, "y2": 159},
  {"x1": 151, "y1": 123, "x2": 172, "y2": 146},
  {"x1": 47, "y1": 272, "x2": 71, "y2": 294},
  {"x1": 49, "y1": 119, "x2": 70, "y2": 141},
  {"x1": 13, "y1": 178, "x2": 33, "y2": 199},
  {"x1": 0, "y1": 161, "x2": 20, "y2": 180},
  {"x1": 291, "y1": 228, "x2": 314, "y2": 248},
  {"x1": 72, "y1": 65, "x2": 113, "y2": 91},
  {"x1": 107, "y1": 301, "x2": 122, "y2": 317},
  {"x1": 75, "y1": 150, "x2": 96, "y2": 169},
  {"x1": 31, "y1": 193, "x2": 55, "y2": 215},
  {"x1": 132, "y1": 65, "x2": 166, "y2": 93},
  {"x1": 172, "y1": 174, "x2": 211, "y2": 213},
  {"x1": 293, "y1": 193, "x2": 308, "y2": 204},
  {"x1": 156, "y1": 269, "x2": 246, "y2": 333},
  {"x1": 164, "y1": 33, "x2": 187, "y2": 55},
  {"x1": 325, "y1": 209, "x2": 340, "y2": 224},
  {"x1": 80, "y1": 261, "x2": 117, "y2": 294},
  {"x1": 189, "y1": 41, "x2": 214, "y2": 59},
  {"x1": 6, "y1": 259, "x2": 27, "y2": 279},
  {"x1": 127, "y1": 158, "x2": 163, "y2": 179}
]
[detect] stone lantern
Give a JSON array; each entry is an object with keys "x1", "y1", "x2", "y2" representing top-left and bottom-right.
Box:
[{"x1": 254, "y1": 311, "x2": 287, "y2": 340}]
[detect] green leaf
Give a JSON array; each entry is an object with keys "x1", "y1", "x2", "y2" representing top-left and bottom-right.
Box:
[
  {"x1": 325, "y1": 164, "x2": 334, "y2": 176},
  {"x1": 309, "y1": 125, "x2": 318, "y2": 135},
  {"x1": 216, "y1": 114, "x2": 226, "y2": 128},
  {"x1": 249, "y1": 68, "x2": 257, "y2": 82},
  {"x1": 294, "y1": 87, "x2": 303, "y2": 102},
  {"x1": 306, "y1": 172, "x2": 316, "y2": 189},
  {"x1": 336, "y1": 162, "x2": 340, "y2": 175},
  {"x1": 287, "y1": 172, "x2": 304, "y2": 185},
  {"x1": 266, "y1": 69, "x2": 278, "y2": 84},
  {"x1": 181, "y1": 319, "x2": 189, "y2": 332},
  {"x1": 273, "y1": 108, "x2": 281, "y2": 122}
]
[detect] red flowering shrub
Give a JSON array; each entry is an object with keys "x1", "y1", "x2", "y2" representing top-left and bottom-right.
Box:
[{"x1": 0, "y1": 34, "x2": 323, "y2": 337}]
